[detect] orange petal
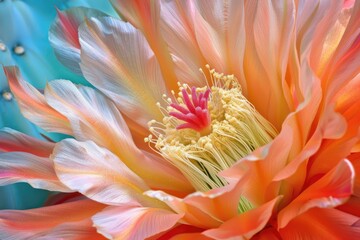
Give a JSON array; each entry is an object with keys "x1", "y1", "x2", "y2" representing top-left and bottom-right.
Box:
[
  {"x1": 49, "y1": 7, "x2": 106, "y2": 74},
  {"x1": 92, "y1": 205, "x2": 182, "y2": 240},
  {"x1": 0, "y1": 199, "x2": 105, "y2": 239},
  {"x1": 169, "y1": 232, "x2": 211, "y2": 240},
  {"x1": 278, "y1": 160, "x2": 354, "y2": 228},
  {"x1": 348, "y1": 152, "x2": 360, "y2": 197},
  {"x1": 45, "y1": 80, "x2": 192, "y2": 195},
  {"x1": 279, "y1": 208, "x2": 360, "y2": 239},
  {"x1": 0, "y1": 128, "x2": 54, "y2": 157},
  {"x1": 0, "y1": 151, "x2": 71, "y2": 192},
  {"x1": 4, "y1": 66, "x2": 71, "y2": 135},
  {"x1": 337, "y1": 196, "x2": 360, "y2": 217},
  {"x1": 203, "y1": 196, "x2": 281, "y2": 240},
  {"x1": 252, "y1": 227, "x2": 281, "y2": 240},
  {"x1": 156, "y1": 224, "x2": 205, "y2": 240}
]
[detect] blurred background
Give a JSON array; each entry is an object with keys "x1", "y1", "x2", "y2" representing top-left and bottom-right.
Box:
[{"x1": 0, "y1": 0, "x2": 115, "y2": 210}]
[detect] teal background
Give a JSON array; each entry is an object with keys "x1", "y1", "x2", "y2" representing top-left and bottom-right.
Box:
[{"x1": 0, "y1": 0, "x2": 115, "y2": 209}]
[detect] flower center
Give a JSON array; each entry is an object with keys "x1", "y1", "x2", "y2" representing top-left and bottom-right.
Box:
[{"x1": 145, "y1": 66, "x2": 277, "y2": 192}]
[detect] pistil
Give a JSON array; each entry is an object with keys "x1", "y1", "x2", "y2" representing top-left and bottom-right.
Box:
[{"x1": 169, "y1": 87, "x2": 211, "y2": 136}]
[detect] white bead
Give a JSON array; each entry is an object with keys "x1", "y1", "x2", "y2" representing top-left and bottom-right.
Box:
[
  {"x1": 2, "y1": 91, "x2": 13, "y2": 101},
  {"x1": 0, "y1": 42, "x2": 6, "y2": 52},
  {"x1": 14, "y1": 45, "x2": 25, "y2": 55}
]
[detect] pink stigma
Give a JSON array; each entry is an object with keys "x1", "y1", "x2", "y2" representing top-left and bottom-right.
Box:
[{"x1": 169, "y1": 87, "x2": 211, "y2": 134}]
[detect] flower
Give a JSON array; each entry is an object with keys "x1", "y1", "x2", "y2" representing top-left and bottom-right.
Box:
[{"x1": 1, "y1": 0, "x2": 360, "y2": 239}]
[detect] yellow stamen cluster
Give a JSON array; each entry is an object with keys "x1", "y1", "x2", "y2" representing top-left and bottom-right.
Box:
[{"x1": 145, "y1": 66, "x2": 277, "y2": 192}]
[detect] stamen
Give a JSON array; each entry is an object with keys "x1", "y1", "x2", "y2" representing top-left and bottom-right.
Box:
[
  {"x1": 169, "y1": 87, "x2": 211, "y2": 135},
  {"x1": 146, "y1": 66, "x2": 278, "y2": 193}
]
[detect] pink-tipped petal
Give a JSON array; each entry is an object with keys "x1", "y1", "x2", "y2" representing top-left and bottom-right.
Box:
[
  {"x1": 49, "y1": 7, "x2": 107, "y2": 74},
  {"x1": 4, "y1": 66, "x2": 72, "y2": 135},
  {"x1": 0, "y1": 151, "x2": 71, "y2": 192},
  {"x1": 0, "y1": 128, "x2": 54, "y2": 157}
]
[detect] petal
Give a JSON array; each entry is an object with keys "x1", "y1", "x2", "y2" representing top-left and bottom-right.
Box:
[
  {"x1": 49, "y1": 7, "x2": 107, "y2": 74},
  {"x1": 92, "y1": 205, "x2": 182, "y2": 240},
  {"x1": 337, "y1": 196, "x2": 360, "y2": 217},
  {"x1": 279, "y1": 208, "x2": 360, "y2": 239},
  {"x1": 0, "y1": 128, "x2": 54, "y2": 157},
  {"x1": 310, "y1": 2, "x2": 349, "y2": 75},
  {"x1": 348, "y1": 152, "x2": 360, "y2": 197},
  {"x1": 252, "y1": 227, "x2": 282, "y2": 240},
  {"x1": 192, "y1": 0, "x2": 247, "y2": 88},
  {"x1": 242, "y1": 0, "x2": 295, "y2": 128},
  {"x1": 35, "y1": 220, "x2": 106, "y2": 240},
  {"x1": 45, "y1": 80, "x2": 192, "y2": 195},
  {"x1": 0, "y1": 199, "x2": 105, "y2": 239},
  {"x1": 146, "y1": 178, "x2": 246, "y2": 230},
  {"x1": 4, "y1": 66, "x2": 72, "y2": 134},
  {"x1": 146, "y1": 190, "x2": 222, "y2": 229},
  {"x1": 160, "y1": 0, "x2": 207, "y2": 86},
  {"x1": 79, "y1": 16, "x2": 167, "y2": 127},
  {"x1": 169, "y1": 232, "x2": 211, "y2": 240},
  {"x1": 321, "y1": 1, "x2": 360, "y2": 100},
  {"x1": 53, "y1": 139, "x2": 154, "y2": 206},
  {"x1": 203, "y1": 197, "x2": 281, "y2": 240},
  {"x1": 278, "y1": 160, "x2": 354, "y2": 228},
  {"x1": 0, "y1": 152, "x2": 71, "y2": 192},
  {"x1": 156, "y1": 225, "x2": 206, "y2": 240},
  {"x1": 110, "y1": 0, "x2": 178, "y2": 90}
]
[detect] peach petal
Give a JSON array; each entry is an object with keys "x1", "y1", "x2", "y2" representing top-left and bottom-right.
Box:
[
  {"x1": 203, "y1": 196, "x2": 281, "y2": 240},
  {"x1": 160, "y1": 0, "x2": 207, "y2": 86},
  {"x1": 243, "y1": 0, "x2": 295, "y2": 128},
  {"x1": 192, "y1": 0, "x2": 247, "y2": 90},
  {"x1": 321, "y1": 1, "x2": 360, "y2": 101},
  {"x1": 278, "y1": 160, "x2": 354, "y2": 229},
  {"x1": 92, "y1": 205, "x2": 183, "y2": 240},
  {"x1": 279, "y1": 208, "x2": 360, "y2": 239}
]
